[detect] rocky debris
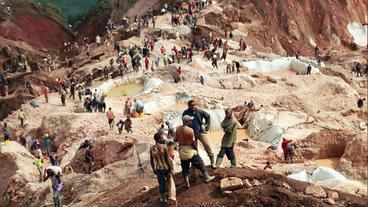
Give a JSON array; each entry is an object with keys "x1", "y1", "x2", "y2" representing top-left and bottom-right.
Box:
[
  {"x1": 243, "y1": 179, "x2": 252, "y2": 188},
  {"x1": 305, "y1": 184, "x2": 327, "y2": 198},
  {"x1": 338, "y1": 138, "x2": 368, "y2": 181},
  {"x1": 125, "y1": 168, "x2": 368, "y2": 207},
  {"x1": 359, "y1": 121, "x2": 367, "y2": 130},
  {"x1": 267, "y1": 76, "x2": 278, "y2": 83},
  {"x1": 139, "y1": 186, "x2": 150, "y2": 192},
  {"x1": 327, "y1": 191, "x2": 339, "y2": 201},
  {"x1": 175, "y1": 92, "x2": 192, "y2": 103},
  {"x1": 220, "y1": 177, "x2": 244, "y2": 192},
  {"x1": 218, "y1": 74, "x2": 255, "y2": 89},
  {"x1": 325, "y1": 198, "x2": 336, "y2": 205},
  {"x1": 282, "y1": 182, "x2": 293, "y2": 191},
  {"x1": 249, "y1": 179, "x2": 262, "y2": 187}
]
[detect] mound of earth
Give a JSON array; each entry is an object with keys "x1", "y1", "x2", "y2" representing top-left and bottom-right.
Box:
[
  {"x1": 81, "y1": 168, "x2": 368, "y2": 207},
  {"x1": 0, "y1": 141, "x2": 49, "y2": 207},
  {"x1": 0, "y1": 0, "x2": 73, "y2": 51},
  {"x1": 199, "y1": 0, "x2": 367, "y2": 55},
  {"x1": 338, "y1": 138, "x2": 368, "y2": 181}
]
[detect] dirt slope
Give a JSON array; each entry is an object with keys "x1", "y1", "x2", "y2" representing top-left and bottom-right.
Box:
[
  {"x1": 198, "y1": 0, "x2": 368, "y2": 55},
  {"x1": 0, "y1": 0, "x2": 73, "y2": 51},
  {"x1": 76, "y1": 0, "x2": 169, "y2": 43},
  {"x1": 76, "y1": 168, "x2": 368, "y2": 207}
]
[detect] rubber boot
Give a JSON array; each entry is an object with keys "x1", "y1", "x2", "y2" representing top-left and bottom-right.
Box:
[
  {"x1": 210, "y1": 155, "x2": 216, "y2": 169},
  {"x1": 184, "y1": 176, "x2": 190, "y2": 188},
  {"x1": 214, "y1": 156, "x2": 223, "y2": 169},
  {"x1": 231, "y1": 159, "x2": 237, "y2": 168},
  {"x1": 160, "y1": 192, "x2": 168, "y2": 203},
  {"x1": 203, "y1": 171, "x2": 215, "y2": 183}
]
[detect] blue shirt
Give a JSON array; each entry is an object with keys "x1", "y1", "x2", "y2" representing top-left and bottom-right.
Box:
[
  {"x1": 44, "y1": 139, "x2": 52, "y2": 149},
  {"x1": 182, "y1": 110, "x2": 201, "y2": 137}
]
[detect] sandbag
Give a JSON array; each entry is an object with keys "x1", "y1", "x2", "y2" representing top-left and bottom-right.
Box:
[{"x1": 167, "y1": 174, "x2": 177, "y2": 205}]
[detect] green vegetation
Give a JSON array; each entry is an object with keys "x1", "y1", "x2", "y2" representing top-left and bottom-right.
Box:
[
  {"x1": 25, "y1": 0, "x2": 66, "y2": 25},
  {"x1": 34, "y1": 0, "x2": 97, "y2": 28},
  {"x1": 24, "y1": 0, "x2": 111, "y2": 29},
  {"x1": 93, "y1": 0, "x2": 111, "y2": 22}
]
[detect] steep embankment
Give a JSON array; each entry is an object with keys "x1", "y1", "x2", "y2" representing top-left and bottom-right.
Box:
[
  {"x1": 0, "y1": 0, "x2": 73, "y2": 51},
  {"x1": 76, "y1": 0, "x2": 167, "y2": 43},
  {"x1": 198, "y1": 0, "x2": 367, "y2": 55}
]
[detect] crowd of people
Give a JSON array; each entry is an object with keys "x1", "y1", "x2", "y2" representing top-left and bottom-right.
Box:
[{"x1": 1, "y1": 1, "x2": 368, "y2": 206}]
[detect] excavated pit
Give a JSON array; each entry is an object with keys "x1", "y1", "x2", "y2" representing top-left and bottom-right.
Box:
[
  {"x1": 295, "y1": 129, "x2": 354, "y2": 160},
  {"x1": 70, "y1": 139, "x2": 150, "y2": 173}
]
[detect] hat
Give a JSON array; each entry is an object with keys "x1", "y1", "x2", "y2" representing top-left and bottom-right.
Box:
[{"x1": 183, "y1": 115, "x2": 194, "y2": 121}]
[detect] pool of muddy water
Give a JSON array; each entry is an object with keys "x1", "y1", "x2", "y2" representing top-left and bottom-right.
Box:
[
  {"x1": 107, "y1": 83, "x2": 144, "y2": 97},
  {"x1": 312, "y1": 158, "x2": 340, "y2": 169}
]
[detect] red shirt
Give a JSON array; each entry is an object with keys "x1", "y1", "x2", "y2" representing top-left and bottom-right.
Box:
[
  {"x1": 172, "y1": 47, "x2": 178, "y2": 54},
  {"x1": 160, "y1": 47, "x2": 166, "y2": 54},
  {"x1": 282, "y1": 139, "x2": 292, "y2": 151}
]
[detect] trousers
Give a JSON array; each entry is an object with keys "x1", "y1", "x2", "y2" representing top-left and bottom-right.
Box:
[
  {"x1": 217, "y1": 147, "x2": 235, "y2": 160},
  {"x1": 181, "y1": 154, "x2": 206, "y2": 177},
  {"x1": 156, "y1": 169, "x2": 169, "y2": 193},
  {"x1": 196, "y1": 133, "x2": 214, "y2": 158}
]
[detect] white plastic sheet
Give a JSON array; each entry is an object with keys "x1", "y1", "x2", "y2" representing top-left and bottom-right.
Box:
[
  {"x1": 243, "y1": 57, "x2": 320, "y2": 74},
  {"x1": 167, "y1": 109, "x2": 225, "y2": 131},
  {"x1": 347, "y1": 22, "x2": 368, "y2": 47},
  {"x1": 247, "y1": 112, "x2": 285, "y2": 145},
  {"x1": 142, "y1": 78, "x2": 164, "y2": 94},
  {"x1": 144, "y1": 96, "x2": 176, "y2": 114},
  {"x1": 288, "y1": 166, "x2": 347, "y2": 182}
]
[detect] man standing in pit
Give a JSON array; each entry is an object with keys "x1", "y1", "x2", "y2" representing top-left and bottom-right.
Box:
[
  {"x1": 85, "y1": 145, "x2": 94, "y2": 174},
  {"x1": 43, "y1": 165, "x2": 63, "y2": 207}
]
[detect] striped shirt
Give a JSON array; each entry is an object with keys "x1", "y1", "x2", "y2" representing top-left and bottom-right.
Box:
[{"x1": 150, "y1": 144, "x2": 170, "y2": 170}]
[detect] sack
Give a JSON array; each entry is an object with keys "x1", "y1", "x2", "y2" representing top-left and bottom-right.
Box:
[
  {"x1": 179, "y1": 147, "x2": 197, "y2": 160},
  {"x1": 167, "y1": 174, "x2": 177, "y2": 204}
]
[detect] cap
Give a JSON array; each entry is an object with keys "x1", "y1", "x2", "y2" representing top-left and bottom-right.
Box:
[{"x1": 183, "y1": 115, "x2": 194, "y2": 121}]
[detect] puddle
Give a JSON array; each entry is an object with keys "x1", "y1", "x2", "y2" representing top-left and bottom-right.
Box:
[
  {"x1": 312, "y1": 158, "x2": 340, "y2": 169},
  {"x1": 263, "y1": 69, "x2": 297, "y2": 77},
  {"x1": 172, "y1": 103, "x2": 188, "y2": 111},
  {"x1": 107, "y1": 83, "x2": 144, "y2": 97},
  {"x1": 204, "y1": 129, "x2": 249, "y2": 146}
]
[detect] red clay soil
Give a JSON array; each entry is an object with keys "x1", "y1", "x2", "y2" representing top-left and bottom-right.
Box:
[
  {"x1": 73, "y1": 168, "x2": 368, "y2": 207},
  {"x1": 205, "y1": 0, "x2": 368, "y2": 56},
  {"x1": 75, "y1": 6, "x2": 111, "y2": 45},
  {"x1": 0, "y1": 0, "x2": 73, "y2": 50},
  {"x1": 0, "y1": 72, "x2": 58, "y2": 119}
]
